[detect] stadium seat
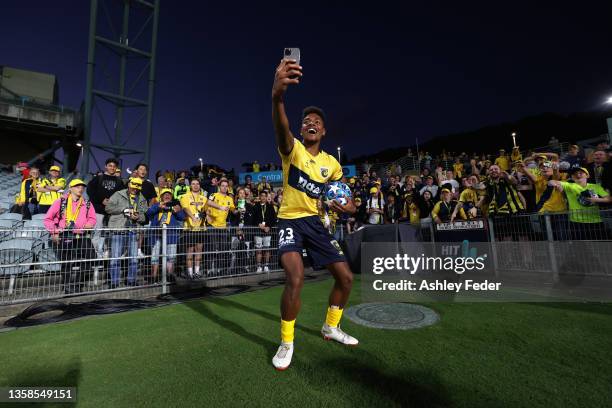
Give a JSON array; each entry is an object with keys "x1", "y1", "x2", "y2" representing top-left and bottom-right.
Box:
[
  {"x1": 38, "y1": 248, "x2": 61, "y2": 272},
  {"x1": 0, "y1": 238, "x2": 35, "y2": 276},
  {"x1": 0, "y1": 213, "x2": 22, "y2": 221},
  {"x1": 31, "y1": 213, "x2": 47, "y2": 221},
  {"x1": 21, "y1": 220, "x2": 49, "y2": 241}
]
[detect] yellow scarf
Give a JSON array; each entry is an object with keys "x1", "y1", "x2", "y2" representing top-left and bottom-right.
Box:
[
  {"x1": 66, "y1": 196, "x2": 83, "y2": 223},
  {"x1": 158, "y1": 207, "x2": 172, "y2": 224}
]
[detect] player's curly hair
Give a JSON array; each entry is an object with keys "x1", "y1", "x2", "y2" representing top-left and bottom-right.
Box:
[{"x1": 302, "y1": 106, "x2": 326, "y2": 124}]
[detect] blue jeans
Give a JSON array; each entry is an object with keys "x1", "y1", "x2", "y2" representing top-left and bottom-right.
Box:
[{"x1": 110, "y1": 232, "x2": 139, "y2": 285}]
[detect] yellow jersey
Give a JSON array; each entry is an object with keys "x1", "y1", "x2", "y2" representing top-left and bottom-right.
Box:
[
  {"x1": 534, "y1": 175, "x2": 566, "y2": 213},
  {"x1": 207, "y1": 193, "x2": 234, "y2": 228},
  {"x1": 458, "y1": 188, "x2": 477, "y2": 205},
  {"x1": 278, "y1": 138, "x2": 343, "y2": 219},
  {"x1": 180, "y1": 191, "x2": 208, "y2": 230},
  {"x1": 38, "y1": 177, "x2": 66, "y2": 206}
]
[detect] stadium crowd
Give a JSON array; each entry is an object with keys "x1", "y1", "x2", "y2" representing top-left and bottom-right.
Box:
[{"x1": 3, "y1": 140, "x2": 611, "y2": 292}]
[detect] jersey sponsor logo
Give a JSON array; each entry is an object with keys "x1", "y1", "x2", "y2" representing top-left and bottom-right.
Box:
[{"x1": 288, "y1": 164, "x2": 325, "y2": 199}]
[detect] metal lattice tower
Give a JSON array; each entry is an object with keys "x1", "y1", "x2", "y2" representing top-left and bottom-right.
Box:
[{"x1": 81, "y1": 0, "x2": 160, "y2": 176}]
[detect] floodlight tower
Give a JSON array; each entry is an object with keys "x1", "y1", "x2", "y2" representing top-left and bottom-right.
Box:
[{"x1": 81, "y1": 0, "x2": 160, "y2": 176}]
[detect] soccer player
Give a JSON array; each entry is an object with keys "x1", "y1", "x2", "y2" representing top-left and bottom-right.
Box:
[{"x1": 271, "y1": 58, "x2": 358, "y2": 371}]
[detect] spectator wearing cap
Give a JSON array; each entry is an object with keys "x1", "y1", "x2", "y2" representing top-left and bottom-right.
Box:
[
  {"x1": 433, "y1": 188, "x2": 466, "y2": 224},
  {"x1": 494, "y1": 149, "x2": 511, "y2": 172},
  {"x1": 17, "y1": 166, "x2": 42, "y2": 218},
  {"x1": 37, "y1": 165, "x2": 66, "y2": 214},
  {"x1": 16, "y1": 162, "x2": 30, "y2": 181},
  {"x1": 562, "y1": 145, "x2": 583, "y2": 169},
  {"x1": 173, "y1": 177, "x2": 189, "y2": 200},
  {"x1": 105, "y1": 177, "x2": 149, "y2": 287},
  {"x1": 549, "y1": 168, "x2": 611, "y2": 240},
  {"x1": 86, "y1": 158, "x2": 125, "y2": 258},
  {"x1": 366, "y1": 187, "x2": 385, "y2": 225},
  {"x1": 44, "y1": 179, "x2": 97, "y2": 293},
  {"x1": 147, "y1": 188, "x2": 185, "y2": 281},
  {"x1": 419, "y1": 176, "x2": 439, "y2": 198}
]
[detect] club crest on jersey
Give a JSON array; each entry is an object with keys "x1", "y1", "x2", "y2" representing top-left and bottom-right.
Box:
[{"x1": 320, "y1": 167, "x2": 329, "y2": 178}]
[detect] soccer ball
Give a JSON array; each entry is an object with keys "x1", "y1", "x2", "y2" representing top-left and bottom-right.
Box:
[{"x1": 324, "y1": 181, "x2": 352, "y2": 206}]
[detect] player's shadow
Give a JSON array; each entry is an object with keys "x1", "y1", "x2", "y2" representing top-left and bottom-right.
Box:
[
  {"x1": 313, "y1": 356, "x2": 452, "y2": 407},
  {"x1": 2, "y1": 356, "x2": 81, "y2": 407},
  {"x1": 183, "y1": 299, "x2": 279, "y2": 359},
  {"x1": 206, "y1": 296, "x2": 322, "y2": 339}
]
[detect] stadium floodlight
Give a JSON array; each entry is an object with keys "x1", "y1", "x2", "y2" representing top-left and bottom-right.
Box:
[
  {"x1": 76, "y1": 142, "x2": 83, "y2": 148},
  {"x1": 605, "y1": 96, "x2": 612, "y2": 105},
  {"x1": 337, "y1": 146, "x2": 341, "y2": 163}
]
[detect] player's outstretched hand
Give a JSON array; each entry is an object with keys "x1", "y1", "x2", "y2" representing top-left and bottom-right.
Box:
[
  {"x1": 272, "y1": 59, "x2": 303, "y2": 100},
  {"x1": 329, "y1": 198, "x2": 356, "y2": 215}
]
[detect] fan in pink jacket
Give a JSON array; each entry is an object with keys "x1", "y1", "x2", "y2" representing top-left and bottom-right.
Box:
[{"x1": 44, "y1": 179, "x2": 97, "y2": 239}]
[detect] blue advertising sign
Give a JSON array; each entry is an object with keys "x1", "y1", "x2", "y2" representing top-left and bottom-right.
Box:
[
  {"x1": 239, "y1": 165, "x2": 356, "y2": 184},
  {"x1": 239, "y1": 170, "x2": 282, "y2": 184}
]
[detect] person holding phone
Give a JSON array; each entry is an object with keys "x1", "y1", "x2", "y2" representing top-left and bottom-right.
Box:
[{"x1": 270, "y1": 54, "x2": 359, "y2": 371}]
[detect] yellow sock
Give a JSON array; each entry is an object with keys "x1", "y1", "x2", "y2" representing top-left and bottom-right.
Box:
[
  {"x1": 280, "y1": 319, "x2": 295, "y2": 343},
  {"x1": 325, "y1": 305, "x2": 343, "y2": 328}
]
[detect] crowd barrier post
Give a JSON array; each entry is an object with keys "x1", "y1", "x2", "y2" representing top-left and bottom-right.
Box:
[
  {"x1": 161, "y1": 224, "x2": 168, "y2": 295},
  {"x1": 544, "y1": 214, "x2": 559, "y2": 283},
  {"x1": 487, "y1": 217, "x2": 500, "y2": 277}
]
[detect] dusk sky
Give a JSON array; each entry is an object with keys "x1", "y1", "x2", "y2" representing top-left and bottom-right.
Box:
[{"x1": 2, "y1": 2, "x2": 612, "y2": 174}]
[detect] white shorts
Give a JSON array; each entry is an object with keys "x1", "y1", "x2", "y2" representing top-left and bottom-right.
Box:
[
  {"x1": 254, "y1": 235, "x2": 271, "y2": 249},
  {"x1": 151, "y1": 241, "x2": 177, "y2": 265}
]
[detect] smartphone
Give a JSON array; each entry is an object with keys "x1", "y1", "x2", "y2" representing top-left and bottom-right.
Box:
[{"x1": 283, "y1": 47, "x2": 300, "y2": 65}]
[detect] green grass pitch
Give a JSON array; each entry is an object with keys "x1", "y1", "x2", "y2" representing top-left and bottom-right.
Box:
[{"x1": 1, "y1": 275, "x2": 611, "y2": 407}]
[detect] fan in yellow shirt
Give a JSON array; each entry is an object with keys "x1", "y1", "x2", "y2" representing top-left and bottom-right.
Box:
[
  {"x1": 206, "y1": 180, "x2": 236, "y2": 228},
  {"x1": 179, "y1": 178, "x2": 228, "y2": 279},
  {"x1": 37, "y1": 165, "x2": 66, "y2": 213},
  {"x1": 521, "y1": 161, "x2": 566, "y2": 213}
]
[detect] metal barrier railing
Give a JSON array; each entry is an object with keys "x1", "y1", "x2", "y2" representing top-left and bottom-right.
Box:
[
  {"x1": 1, "y1": 209, "x2": 610, "y2": 305},
  {"x1": 0, "y1": 226, "x2": 281, "y2": 305}
]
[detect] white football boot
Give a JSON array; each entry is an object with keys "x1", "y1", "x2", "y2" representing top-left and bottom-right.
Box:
[
  {"x1": 272, "y1": 342, "x2": 294, "y2": 371},
  {"x1": 321, "y1": 324, "x2": 359, "y2": 346}
]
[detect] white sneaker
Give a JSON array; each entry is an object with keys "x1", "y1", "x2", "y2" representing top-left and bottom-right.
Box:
[
  {"x1": 138, "y1": 248, "x2": 145, "y2": 258},
  {"x1": 256, "y1": 266, "x2": 263, "y2": 273},
  {"x1": 321, "y1": 324, "x2": 359, "y2": 346},
  {"x1": 263, "y1": 265, "x2": 270, "y2": 272},
  {"x1": 272, "y1": 342, "x2": 294, "y2": 370}
]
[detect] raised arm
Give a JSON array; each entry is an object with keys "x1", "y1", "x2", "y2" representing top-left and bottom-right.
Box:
[{"x1": 272, "y1": 59, "x2": 302, "y2": 155}]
